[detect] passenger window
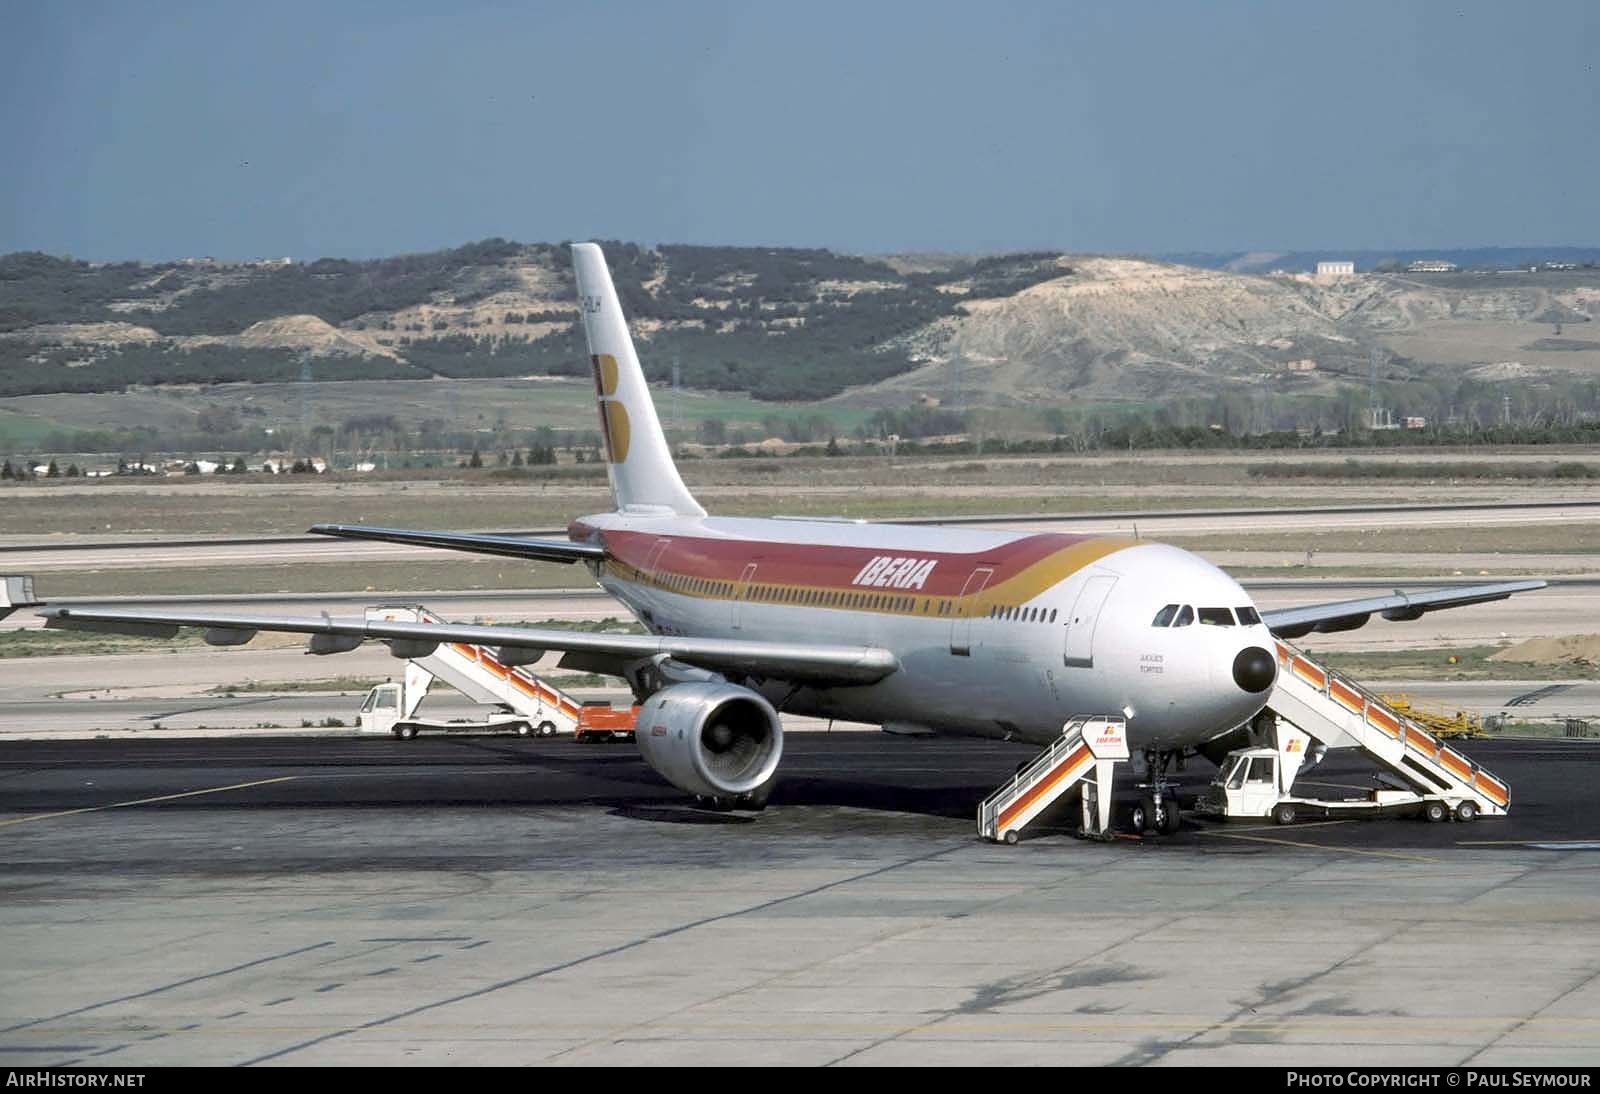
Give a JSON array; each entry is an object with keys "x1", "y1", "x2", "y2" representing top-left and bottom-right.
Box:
[
  {"x1": 1198, "y1": 607, "x2": 1234, "y2": 627},
  {"x1": 1152, "y1": 604, "x2": 1179, "y2": 627},
  {"x1": 1172, "y1": 605, "x2": 1194, "y2": 627},
  {"x1": 1236, "y1": 606, "x2": 1261, "y2": 626},
  {"x1": 1049, "y1": 609, "x2": 1057, "y2": 623}
]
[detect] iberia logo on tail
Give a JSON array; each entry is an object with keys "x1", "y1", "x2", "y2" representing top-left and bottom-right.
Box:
[{"x1": 591, "y1": 353, "x2": 631, "y2": 463}]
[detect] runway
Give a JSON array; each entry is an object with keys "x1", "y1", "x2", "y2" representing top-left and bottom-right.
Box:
[
  {"x1": 4, "y1": 499, "x2": 1597, "y2": 572},
  {"x1": 3, "y1": 734, "x2": 1600, "y2": 1066}
]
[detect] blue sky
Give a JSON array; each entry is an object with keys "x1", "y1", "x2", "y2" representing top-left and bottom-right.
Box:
[{"x1": 3, "y1": 0, "x2": 1595, "y2": 260}]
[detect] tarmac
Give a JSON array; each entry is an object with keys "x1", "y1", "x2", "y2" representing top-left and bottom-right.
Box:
[{"x1": 4, "y1": 733, "x2": 1600, "y2": 1066}]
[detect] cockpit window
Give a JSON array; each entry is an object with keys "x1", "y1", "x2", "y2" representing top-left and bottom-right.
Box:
[
  {"x1": 1172, "y1": 605, "x2": 1194, "y2": 627},
  {"x1": 1198, "y1": 607, "x2": 1235, "y2": 626},
  {"x1": 1151, "y1": 604, "x2": 1180, "y2": 627},
  {"x1": 1235, "y1": 605, "x2": 1261, "y2": 626}
]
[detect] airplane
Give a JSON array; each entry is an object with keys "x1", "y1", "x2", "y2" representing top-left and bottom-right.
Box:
[{"x1": 41, "y1": 243, "x2": 1545, "y2": 829}]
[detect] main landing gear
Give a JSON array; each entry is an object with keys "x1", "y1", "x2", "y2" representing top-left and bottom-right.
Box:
[{"x1": 1129, "y1": 748, "x2": 1184, "y2": 835}]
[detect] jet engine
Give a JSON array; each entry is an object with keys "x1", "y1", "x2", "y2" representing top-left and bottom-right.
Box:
[{"x1": 635, "y1": 681, "x2": 783, "y2": 805}]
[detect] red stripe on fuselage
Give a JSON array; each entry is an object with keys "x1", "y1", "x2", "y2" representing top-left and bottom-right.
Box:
[{"x1": 597, "y1": 529, "x2": 1106, "y2": 595}]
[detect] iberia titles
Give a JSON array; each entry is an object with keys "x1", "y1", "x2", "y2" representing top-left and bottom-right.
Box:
[{"x1": 852, "y1": 556, "x2": 937, "y2": 590}]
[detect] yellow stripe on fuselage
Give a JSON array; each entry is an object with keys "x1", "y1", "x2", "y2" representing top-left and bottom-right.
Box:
[{"x1": 605, "y1": 536, "x2": 1140, "y2": 620}]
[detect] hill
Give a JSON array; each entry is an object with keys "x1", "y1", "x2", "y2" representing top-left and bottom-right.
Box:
[{"x1": 2, "y1": 242, "x2": 1598, "y2": 423}]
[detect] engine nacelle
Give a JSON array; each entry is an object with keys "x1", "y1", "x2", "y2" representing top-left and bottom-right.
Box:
[{"x1": 635, "y1": 682, "x2": 783, "y2": 800}]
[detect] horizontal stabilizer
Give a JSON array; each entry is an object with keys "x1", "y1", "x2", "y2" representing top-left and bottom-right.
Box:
[{"x1": 310, "y1": 523, "x2": 605, "y2": 563}]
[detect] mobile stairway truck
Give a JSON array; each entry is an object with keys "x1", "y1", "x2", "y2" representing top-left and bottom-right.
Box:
[
  {"x1": 1196, "y1": 641, "x2": 1509, "y2": 825},
  {"x1": 354, "y1": 604, "x2": 584, "y2": 740}
]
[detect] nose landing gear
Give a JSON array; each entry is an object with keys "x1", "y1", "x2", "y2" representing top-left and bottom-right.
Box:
[{"x1": 1131, "y1": 748, "x2": 1184, "y2": 835}]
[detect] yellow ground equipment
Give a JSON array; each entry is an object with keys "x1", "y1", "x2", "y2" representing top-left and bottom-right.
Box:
[{"x1": 1378, "y1": 693, "x2": 1482, "y2": 739}]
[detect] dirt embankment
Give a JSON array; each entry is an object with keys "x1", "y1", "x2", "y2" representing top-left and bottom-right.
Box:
[{"x1": 1490, "y1": 634, "x2": 1600, "y2": 668}]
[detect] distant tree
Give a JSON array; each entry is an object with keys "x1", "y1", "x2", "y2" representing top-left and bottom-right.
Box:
[
  {"x1": 184, "y1": 461, "x2": 201, "y2": 475},
  {"x1": 511, "y1": 449, "x2": 524, "y2": 467},
  {"x1": 698, "y1": 418, "x2": 727, "y2": 445},
  {"x1": 230, "y1": 456, "x2": 248, "y2": 473},
  {"x1": 468, "y1": 448, "x2": 484, "y2": 469},
  {"x1": 45, "y1": 459, "x2": 59, "y2": 478},
  {"x1": 1, "y1": 460, "x2": 13, "y2": 480},
  {"x1": 825, "y1": 436, "x2": 841, "y2": 457},
  {"x1": 65, "y1": 463, "x2": 81, "y2": 477}
]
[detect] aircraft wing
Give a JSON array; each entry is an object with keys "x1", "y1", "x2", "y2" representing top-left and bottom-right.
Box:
[
  {"x1": 1260, "y1": 579, "x2": 1547, "y2": 639},
  {"x1": 309, "y1": 523, "x2": 605, "y2": 564},
  {"x1": 39, "y1": 606, "x2": 898, "y2": 686}
]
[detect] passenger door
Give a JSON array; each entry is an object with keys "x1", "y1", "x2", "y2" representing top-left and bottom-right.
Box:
[
  {"x1": 643, "y1": 538, "x2": 671, "y2": 583},
  {"x1": 1062, "y1": 574, "x2": 1117, "y2": 668},
  {"x1": 949, "y1": 566, "x2": 995, "y2": 656},
  {"x1": 732, "y1": 561, "x2": 759, "y2": 631}
]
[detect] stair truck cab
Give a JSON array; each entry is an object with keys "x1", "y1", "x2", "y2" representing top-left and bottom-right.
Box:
[{"x1": 1197, "y1": 736, "x2": 1486, "y2": 826}]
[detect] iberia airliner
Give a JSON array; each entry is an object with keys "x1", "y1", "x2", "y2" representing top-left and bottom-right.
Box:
[{"x1": 43, "y1": 244, "x2": 1543, "y2": 814}]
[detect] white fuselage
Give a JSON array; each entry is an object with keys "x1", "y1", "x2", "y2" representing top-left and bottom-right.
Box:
[{"x1": 572, "y1": 511, "x2": 1276, "y2": 752}]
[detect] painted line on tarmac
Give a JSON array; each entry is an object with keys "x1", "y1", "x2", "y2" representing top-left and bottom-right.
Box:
[
  {"x1": 1205, "y1": 819, "x2": 1356, "y2": 834},
  {"x1": 0, "y1": 776, "x2": 298, "y2": 829},
  {"x1": 1196, "y1": 829, "x2": 1443, "y2": 862},
  {"x1": 1457, "y1": 839, "x2": 1600, "y2": 849},
  {"x1": 0, "y1": 941, "x2": 335, "y2": 1035}
]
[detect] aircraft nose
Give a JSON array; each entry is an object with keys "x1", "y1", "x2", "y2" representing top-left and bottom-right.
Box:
[{"x1": 1232, "y1": 646, "x2": 1277, "y2": 694}]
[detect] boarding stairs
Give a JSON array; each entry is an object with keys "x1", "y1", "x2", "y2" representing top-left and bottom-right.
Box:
[
  {"x1": 1266, "y1": 640, "x2": 1509, "y2": 816},
  {"x1": 364, "y1": 605, "x2": 582, "y2": 734},
  {"x1": 979, "y1": 716, "x2": 1130, "y2": 844}
]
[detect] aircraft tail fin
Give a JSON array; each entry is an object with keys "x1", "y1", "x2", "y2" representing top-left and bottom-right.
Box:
[{"x1": 571, "y1": 243, "x2": 705, "y2": 517}]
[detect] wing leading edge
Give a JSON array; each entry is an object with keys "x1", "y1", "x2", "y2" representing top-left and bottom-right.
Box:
[
  {"x1": 40, "y1": 606, "x2": 898, "y2": 686},
  {"x1": 1260, "y1": 579, "x2": 1547, "y2": 638}
]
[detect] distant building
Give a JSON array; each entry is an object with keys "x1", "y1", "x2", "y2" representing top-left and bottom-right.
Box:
[
  {"x1": 1407, "y1": 260, "x2": 1457, "y2": 273},
  {"x1": 1403, "y1": 416, "x2": 1427, "y2": 430},
  {"x1": 1315, "y1": 261, "x2": 1355, "y2": 280}
]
